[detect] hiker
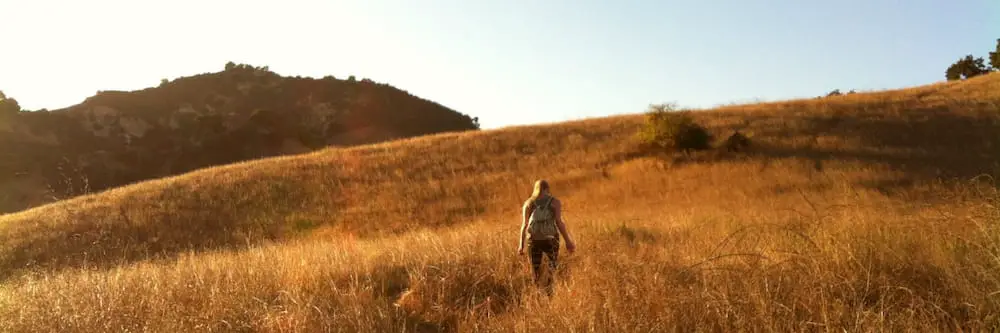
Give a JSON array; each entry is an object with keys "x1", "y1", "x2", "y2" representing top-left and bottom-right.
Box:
[{"x1": 518, "y1": 179, "x2": 576, "y2": 293}]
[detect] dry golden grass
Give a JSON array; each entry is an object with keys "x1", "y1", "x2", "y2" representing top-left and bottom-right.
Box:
[{"x1": 1, "y1": 73, "x2": 999, "y2": 332}]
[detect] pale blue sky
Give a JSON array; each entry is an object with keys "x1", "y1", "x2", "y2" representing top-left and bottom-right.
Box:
[{"x1": 1, "y1": 0, "x2": 998, "y2": 129}]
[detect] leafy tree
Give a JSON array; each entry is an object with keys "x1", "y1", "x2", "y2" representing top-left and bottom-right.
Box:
[
  {"x1": 826, "y1": 89, "x2": 842, "y2": 97},
  {"x1": 990, "y1": 38, "x2": 1000, "y2": 71},
  {"x1": 946, "y1": 64, "x2": 961, "y2": 81},
  {"x1": 225, "y1": 61, "x2": 237, "y2": 71},
  {"x1": 0, "y1": 90, "x2": 22, "y2": 116},
  {"x1": 945, "y1": 55, "x2": 990, "y2": 81}
]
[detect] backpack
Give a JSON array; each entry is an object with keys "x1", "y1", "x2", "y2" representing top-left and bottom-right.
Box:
[{"x1": 528, "y1": 196, "x2": 559, "y2": 240}]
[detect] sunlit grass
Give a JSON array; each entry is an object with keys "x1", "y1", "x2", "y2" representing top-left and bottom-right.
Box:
[
  {"x1": 2, "y1": 189, "x2": 998, "y2": 332},
  {"x1": 1, "y1": 73, "x2": 999, "y2": 332}
]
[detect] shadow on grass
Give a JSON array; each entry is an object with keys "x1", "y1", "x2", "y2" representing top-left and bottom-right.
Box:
[
  {"x1": 0, "y1": 174, "x2": 320, "y2": 282},
  {"x1": 604, "y1": 103, "x2": 1000, "y2": 194},
  {"x1": 387, "y1": 258, "x2": 531, "y2": 332}
]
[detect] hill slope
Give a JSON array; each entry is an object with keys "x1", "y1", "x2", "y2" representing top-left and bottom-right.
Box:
[
  {"x1": 0, "y1": 63, "x2": 479, "y2": 213},
  {"x1": 0, "y1": 74, "x2": 999, "y2": 332}
]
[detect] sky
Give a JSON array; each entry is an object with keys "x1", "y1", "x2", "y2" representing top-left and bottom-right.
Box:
[{"x1": 1, "y1": 0, "x2": 998, "y2": 129}]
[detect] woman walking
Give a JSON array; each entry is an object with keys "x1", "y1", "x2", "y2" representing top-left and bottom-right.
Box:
[{"x1": 518, "y1": 180, "x2": 576, "y2": 294}]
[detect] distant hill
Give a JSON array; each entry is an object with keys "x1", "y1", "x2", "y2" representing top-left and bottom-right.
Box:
[{"x1": 0, "y1": 63, "x2": 480, "y2": 213}]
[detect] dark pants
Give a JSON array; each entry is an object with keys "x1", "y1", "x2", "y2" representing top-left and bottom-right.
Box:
[{"x1": 528, "y1": 238, "x2": 559, "y2": 293}]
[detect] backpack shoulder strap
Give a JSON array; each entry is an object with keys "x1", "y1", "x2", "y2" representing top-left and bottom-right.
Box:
[{"x1": 542, "y1": 196, "x2": 554, "y2": 209}]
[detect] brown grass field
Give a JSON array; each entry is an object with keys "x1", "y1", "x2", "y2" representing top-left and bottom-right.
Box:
[{"x1": 1, "y1": 73, "x2": 1000, "y2": 332}]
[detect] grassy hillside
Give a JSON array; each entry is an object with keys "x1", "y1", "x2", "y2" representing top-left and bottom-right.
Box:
[
  {"x1": 1, "y1": 74, "x2": 999, "y2": 332},
  {"x1": 0, "y1": 63, "x2": 479, "y2": 213}
]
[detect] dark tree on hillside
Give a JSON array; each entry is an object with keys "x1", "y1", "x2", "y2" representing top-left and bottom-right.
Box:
[
  {"x1": 990, "y1": 38, "x2": 1000, "y2": 71},
  {"x1": 0, "y1": 91, "x2": 21, "y2": 116},
  {"x1": 946, "y1": 55, "x2": 990, "y2": 81},
  {"x1": 225, "y1": 61, "x2": 237, "y2": 71},
  {"x1": 946, "y1": 65, "x2": 961, "y2": 81}
]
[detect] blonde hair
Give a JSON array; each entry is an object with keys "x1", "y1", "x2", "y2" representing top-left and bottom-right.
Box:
[{"x1": 529, "y1": 179, "x2": 550, "y2": 203}]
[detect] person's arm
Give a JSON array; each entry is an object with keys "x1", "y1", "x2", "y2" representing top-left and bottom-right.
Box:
[
  {"x1": 553, "y1": 199, "x2": 576, "y2": 253},
  {"x1": 518, "y1": 200, "x2": 531, "y2": 254}
]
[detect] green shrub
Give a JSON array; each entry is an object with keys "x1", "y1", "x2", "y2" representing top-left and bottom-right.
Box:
[{"x1": 637, "y1": 104, "x2": 712, "y2": 152}]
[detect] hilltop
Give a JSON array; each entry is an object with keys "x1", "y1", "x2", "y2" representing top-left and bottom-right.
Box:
[
  {"x1": 0, "y1": 73, "x2": 999, "y2": 332},
  {"x1": 0, "y1": 63, "x2": 480, "y2": 213}
]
